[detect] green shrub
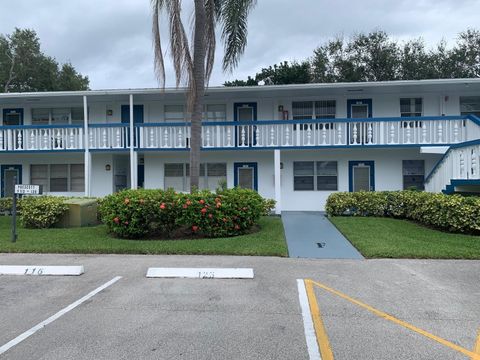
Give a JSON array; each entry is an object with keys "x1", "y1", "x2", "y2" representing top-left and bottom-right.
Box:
[
  {"x1": 20, "y1": 196, "x2": 69, "y2": 228},
  {"x1": 100, "y1": 188, "x2": 265, "y2": 239},
  {"x1": 326, "y1": 191, "x2": 480, "y2": 235},
  {"x1": 261, "y1": 198, "x2": 276, "y2": 216},
  {"x1": 0, "y1": 197, "x2": 13, "y2": 214}
]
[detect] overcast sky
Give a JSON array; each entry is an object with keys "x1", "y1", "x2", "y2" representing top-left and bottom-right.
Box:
[{"x1": 1, "y1": 0, "x2": 478, "y2": 90}]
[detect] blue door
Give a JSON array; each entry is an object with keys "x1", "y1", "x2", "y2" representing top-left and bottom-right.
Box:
[
  {"x1": 1, "y1": 165, "x2": 22, "y2": 197},
  {"x1": 121, "y1": 105, "x2": 144, "y2": 124},
  {"x1": 349, "y1": 161, "x2": 375, "y2": 192},
  {"x1": 234, "y1": 162, "x2": 258, "y2": 191},
  {"x1": 234, "y1": 103, "x2": 257, "y2": 146},
  {"x1": 2, "y1": 108, "x2": 24, "y2": 126}
]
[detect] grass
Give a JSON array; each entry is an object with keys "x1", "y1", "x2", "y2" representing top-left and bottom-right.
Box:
[
  {"x1": 0, "y1": 216, "x2": 288, "y2": 257},
  {"x1": 330, "y1": 216, "x2": 480, "y2": 259}
]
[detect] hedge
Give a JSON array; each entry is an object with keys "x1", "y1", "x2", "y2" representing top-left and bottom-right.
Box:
[
  {"x1": 20, "y1": 196, "x2": 69, "y2": 229},
  {"x1": 99, "y1": 188, "x2": 274, "y2": 239},
  {"x1": 325, "y1": 191, "x2": 480, "y2": 235}
]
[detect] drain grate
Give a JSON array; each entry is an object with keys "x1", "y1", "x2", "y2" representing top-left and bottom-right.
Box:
[{"x1": 316, "y1": 242, "x2": 326, "y2": 248}]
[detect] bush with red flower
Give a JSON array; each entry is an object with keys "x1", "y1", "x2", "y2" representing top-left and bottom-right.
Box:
[{"x1": 99, "y1": 187, "x2": 269, "y2": 239}]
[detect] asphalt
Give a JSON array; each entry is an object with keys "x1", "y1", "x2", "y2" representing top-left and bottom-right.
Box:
[
  {"x1": 0, "y1": 254, "x2": 479, "y2": 360},
  {"x1": 282, "y1": 211, "x2": 364, "y2": 259}
]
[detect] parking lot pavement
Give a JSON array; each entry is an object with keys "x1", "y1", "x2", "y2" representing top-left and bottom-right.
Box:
[{"x1": 0, "y1": 253, "x2": 479, "y2": 360}]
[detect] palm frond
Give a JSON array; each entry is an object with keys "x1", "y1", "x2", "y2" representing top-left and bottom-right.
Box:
[
  {"x1": 151, "y1": 0, "x2": 166, "y2": 87},
  {"x1": 219, "y1": 0, "x2": 256, "y2": 72}
]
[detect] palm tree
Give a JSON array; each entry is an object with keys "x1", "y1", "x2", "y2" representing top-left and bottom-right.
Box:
[{"x1": 151, "y1": 0, "x2": 256, "y2": 191}]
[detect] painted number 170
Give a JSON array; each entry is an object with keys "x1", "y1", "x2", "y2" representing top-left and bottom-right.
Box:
[{"x1": 24, "y1": 268, "x2": 44, "y2": 275}]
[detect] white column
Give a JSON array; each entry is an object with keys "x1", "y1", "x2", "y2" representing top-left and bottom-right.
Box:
[
  {"x1": 274, "y1": 149, "x2": 281, "y2": 215},
  {"x1": 83, "y1": 95, "x2": 91, "y2": 197},
  {"x1": 129, "y1": 94, "x2": 137, "y2": 189}
]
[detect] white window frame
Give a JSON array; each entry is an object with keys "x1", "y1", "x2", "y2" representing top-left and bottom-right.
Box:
[
  {"x1": 30, "y1": 164, "x2": 85, "y2": 192},
  {"x1": 31, "y1": 107, "x2": 85, "y2": 125},
  {"x1": 400, "y1": 98, "x2": 423, "y2": 117},
  {"x1": 293, "y1": 161, "x2": 338, "y2": 191},
  {"x1": 402, "y1": 160, "x2": 425, "y2": 190},
  {"x1": 164, "y1": 162, "x2": 227, "y2": 191},
  {"x1": 460, "y1": 96, "x2": 480, "y2": 116},
  {"x1": 292, "y1": 100, "x2": 336, "y2": 120}
]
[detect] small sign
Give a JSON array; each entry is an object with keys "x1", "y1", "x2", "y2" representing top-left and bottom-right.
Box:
[
  {"x1": 14, "y1": 184, "x2": 42, "y2": 195},
  {"x1": 146, "y1": 267, "x2": 254, "y2": 279}
]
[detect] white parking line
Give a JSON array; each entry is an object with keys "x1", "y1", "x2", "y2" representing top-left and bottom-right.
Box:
[
  {"x1": 297, "y1": 279, "x2": 321, "y2": 360},
  {"x1": 0, "y1": 265, "x2": 84, "y2": 276},
  {"x1": 0, "y1": 276, "x2": 122, "y2": 356},
  {"x1": 146, "y1": 267, "x2": 254, "y2": 279}
]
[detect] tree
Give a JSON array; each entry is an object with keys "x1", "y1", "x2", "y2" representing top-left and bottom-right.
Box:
[
  {"x1": 151, "y1": 0, "x2": 256, "y2": 190},
  {"x1": 224, "y1": 61, "x2": 311, "y2": 86},
  {"x1": 232, "y1": 29, "x2": 480, "y2": 85},
  {"x1": 0, "y1": 28, "x2": 89, "y2": 92}
]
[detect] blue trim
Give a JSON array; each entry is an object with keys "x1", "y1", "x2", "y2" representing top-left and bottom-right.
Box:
[
  {"x1": 90, "y1": 148, "x2": 129, "y2": 152},
  {"x1": 2, "y1": 108, "x2": 24, "y2": 126},
  {"x1": 348, "y1": 161, "x2": 375, "y2": 192},
  {"x1": 424, "y1": 139, "x2": 480, "y2": 184},
  {"x1": 443, "y1": 179, "x2": 480, "y2": 194},
  {"x1": 1, "y1": 164, "x2": 22, "y2": 197},
  {"x1": 347, "y1": 99, "x2": 373, "y2": 119},
  {"x1": 89, "y1": 123, "x2": 128, "y2": 128},
  {"x1": 233, "y1": 162, "x2": 258, "y2": 191}
]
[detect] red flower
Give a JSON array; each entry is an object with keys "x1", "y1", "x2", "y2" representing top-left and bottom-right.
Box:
[
  {"x1": 113, "y1": 217, "x2": 120, "y2": 224},
  {"x1": 124, "y1": 198, "x2": 130, "y2": 205},
  {"x1": 234, "y1": 224, "x2": 240, "y2": 230},
  {"x1": 160, "y1": 203, "x2": 166, "y2": 210},
  {"x1": 208, "y1": 213, "x2": 213, "y2": 219},
  {"x1": 183, "y1": 204, "x2": 188, "y2": 209},
  {"x1": 216, "y1": 202, "x2": 222, "y2": 208},
  {"x1": 199, "y1": 199, "x2": 205, "y2": 205},
  {"x1": 222, "y1": 218, "x2": 228, "y2": 223},
  {"x1": 186, "y1": 200, "x2": 192, "y2": 206},
  {"x1": 201, "y1": 208, "x2": 207, "y2": 214},
  {"x1": 192, "y1": 225, "x2": 199, "y2": 232},
  {"x1": 124, "y1": 221, "x2": 129, "y2": 225},
  {"x1": 215, "y1": 197, "x2": 221, "y2": 203}
]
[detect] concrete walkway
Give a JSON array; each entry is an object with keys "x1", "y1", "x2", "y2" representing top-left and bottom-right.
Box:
[{"x1": 282, "y1": 211, "x2": 364, "y2": 259}]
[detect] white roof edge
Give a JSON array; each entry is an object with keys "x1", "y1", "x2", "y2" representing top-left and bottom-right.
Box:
[{"x1": 1, "y1": 78, "x2": 480, "y2": 99}]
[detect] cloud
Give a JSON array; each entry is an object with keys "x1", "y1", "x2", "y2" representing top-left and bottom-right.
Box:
[{"x1": 0, "y1": 0, "x2": 478, "y2": 89}]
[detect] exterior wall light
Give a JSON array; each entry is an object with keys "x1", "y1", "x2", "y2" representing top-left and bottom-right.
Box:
[{"x1": 105, "y1": 164, "x2": 111, "y2": 171}]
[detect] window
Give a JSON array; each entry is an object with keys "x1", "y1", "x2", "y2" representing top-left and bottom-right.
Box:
[
  {"x1": 30, "y1": 164, "x2": 85, "y2": 192},
  {"x1": 31, "y1": 107, "x2": 84, "y2": 125},
  {"x1": 316, "y1": 161, "x2": 338, "y2": 190},
  {"x1": 460, "y1": 96, "x2": 480, "y2": 116},
  {"x1": 164, "y1": 163, "x2": 227, "y2": 192},
  {"x1": 294, "y1": 161, "x2": 338, "y2": 191},
  {"x1": 164, "y1": 105, "x2": 185, "y2": 122},
  {"x1": 204, "y1": 104, "x2": 226, "y2": 122},
  {"x1": 292, "y1": 100, "x2": 336, "y2": 120},
  {"x1": 402, "y1": 160, "x2": 425, "y2": 190},
  {"x1": 400, "y1": 98, "x2": 422, "y2": 117}
]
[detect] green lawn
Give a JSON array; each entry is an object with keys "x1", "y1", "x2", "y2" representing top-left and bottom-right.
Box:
[
  {"x1": 330, "y1": 217, "x2": 480, "y2": 259},
  {"x1": 0, "y1": 216, "x2": 288, "y2": 257}
]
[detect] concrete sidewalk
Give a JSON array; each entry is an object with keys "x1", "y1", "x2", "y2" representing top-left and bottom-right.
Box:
[{"x1": 282, "y1": 211, "x2": 364, "y2": 259}]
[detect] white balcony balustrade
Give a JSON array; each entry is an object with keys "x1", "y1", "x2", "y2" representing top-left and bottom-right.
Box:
[
  {"x1": 424, "y1": 140, "x2": 480, "y2": 193},
  {"x1": 0, "y1": 115, "x2": 478, "y2": 152},
  {"x1": 0, "y1": 125, "x2": 83, "y2": 151},
  {"x1": 88, "y1": 124, "x2": 129, "y2": 149}
]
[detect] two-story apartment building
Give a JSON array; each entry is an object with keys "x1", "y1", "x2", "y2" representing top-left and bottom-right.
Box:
[{"x1": 1, "y1": 78, "x2": 480, "y2": 212}]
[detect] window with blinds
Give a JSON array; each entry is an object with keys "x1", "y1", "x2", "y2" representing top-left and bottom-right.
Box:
[
  {"x1": 292, "y1": 100, "x2": 336, "y2": 120},
  {"x1": 400, "y1": 98, "x2": 422, "y2": 117},
  {"x1": 402, "y1": 160, "x2": 425, "y2": 190},
  {"x1": 204, "y1": 104, "x2": 226, "y2": 122},
  {"x1": 294, "y1": 161, "x2": 338, "y2": 191},
  {"x1": 31, "y1": 108, "x2": 84, "y2": 125},
  {"x1": 164, "y1": 163, "x2": 227, "y2": 191},
  {"x1": 164, "y1": 105, "x2": 185, "y2": 122},
  {"x1": 30, "y1": 164, "x2": 84, "y2": 192},
  {"x1": 460, "y1": 96, "x2": 480, "y2": 116}
]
